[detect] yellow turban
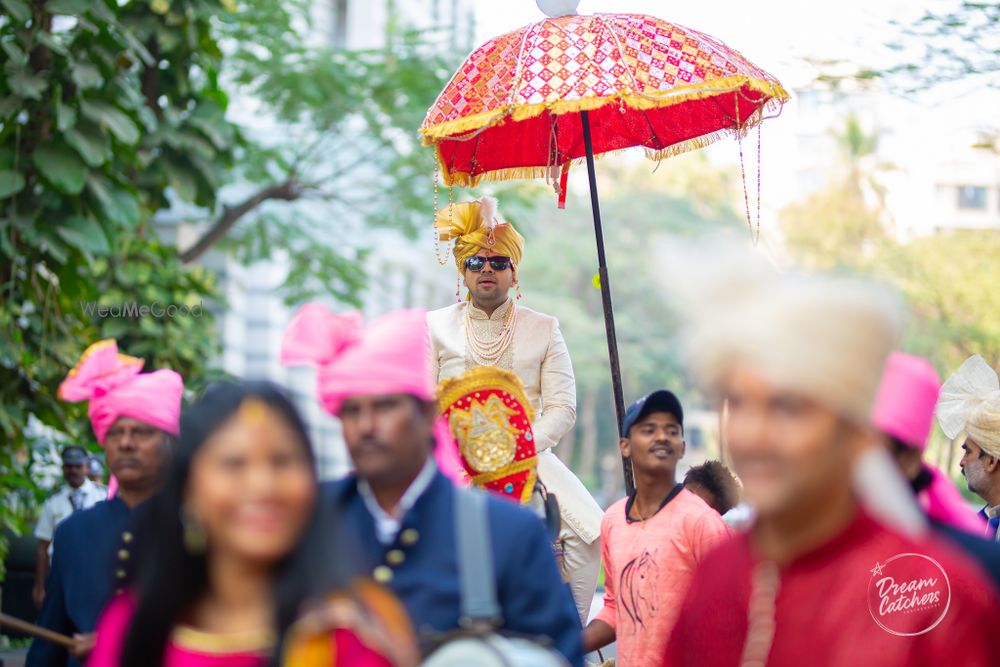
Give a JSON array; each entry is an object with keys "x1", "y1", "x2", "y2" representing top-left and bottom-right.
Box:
[{"x1": 435, "y1": 196, "x2": 524, "y2": 274}]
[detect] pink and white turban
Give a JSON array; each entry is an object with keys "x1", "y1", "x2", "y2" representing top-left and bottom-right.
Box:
[
  {"x1": 873, "y1": 351, "x2": 985, "y2": 535},
  {"x1": 58, "y1": 339, "x2": 183, "y2": 444},
  {"x1": 280, "y1": 304, "x2": 464, "y2": 482},
  {"x1": 59, "y1": 340, "x2": 183, "y2": 499}
]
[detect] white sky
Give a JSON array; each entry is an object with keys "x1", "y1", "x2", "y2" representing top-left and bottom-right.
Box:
[
  {"x1": 468, "y1": 0, "x2": 1000, "y2": 234},
  {"x1": 475, "y1": 0, "x2": 928, "y2": 88}
]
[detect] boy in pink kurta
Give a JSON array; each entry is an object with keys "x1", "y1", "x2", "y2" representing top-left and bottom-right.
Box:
[
  {"x1": 583, "y1": 391, "x2": 731, "y2": 666},
  {"x1": 597, "y1": 487, "x2": 729, "y2": 665}
]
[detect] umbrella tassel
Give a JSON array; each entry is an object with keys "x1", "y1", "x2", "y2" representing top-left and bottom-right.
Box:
[
  {"x1": 432, "y1": 164, "x2": 451, "y2": 267},
  {"x1": 755, "y1": 124, "x2": 762, "y2": 244},
  {"x1": 736, "y1": 93, "x2": 760, "y2": 246},
  {"x1": 558, "y1": 163, "x2": 570, "y2": 209}
]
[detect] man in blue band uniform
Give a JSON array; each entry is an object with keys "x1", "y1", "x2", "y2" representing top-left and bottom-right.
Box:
[
  {"x1": 27, "y1": 341, "x2": 181, "y2": 667},
  {"x1": 282, "y1": 306, "x2": 584, "y2": 665}
]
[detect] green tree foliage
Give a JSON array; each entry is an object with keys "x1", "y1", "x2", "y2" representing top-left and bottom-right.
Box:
[
  {"x1": 780, "y1": 180, "x2": 887, "y2": 271},
  {"x1": 0, "y1": 0, "x2": 458, "y2": 568},
  {"x1": 781, "y1": 114, "x2": 889, "y2": 271},
  {"x1": 0, "y1": 0, "x2": 235, "y2": 567},
  {"x1": 877, "y1": 231, "x2": 1000, "y2": 372},
  {"x1": 185, "y1": 0, "x2": 458, "y2": 304},
  {"x1": 781, "y1": 115, "x2": 1000, "y2": 374}
]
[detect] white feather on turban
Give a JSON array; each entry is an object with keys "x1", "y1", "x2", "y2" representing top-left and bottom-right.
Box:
[
  {"x1": 937, "y1": 355, "x2": 1000, "y2": 458},
  {"x1": 663, "y1": 241, "x2": 904, "y2": 426}
]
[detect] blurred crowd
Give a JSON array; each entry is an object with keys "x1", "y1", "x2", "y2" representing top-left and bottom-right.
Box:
[{"x1": 13, "y1": 201, "x2": 1000, "y2": 667}]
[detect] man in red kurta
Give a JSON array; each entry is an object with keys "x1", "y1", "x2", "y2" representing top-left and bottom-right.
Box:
[{"x1": 662, "y1": 250, "x2": 1000, "y2": 667}]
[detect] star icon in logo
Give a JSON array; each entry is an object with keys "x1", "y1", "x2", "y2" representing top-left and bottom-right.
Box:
[{"x1": 870, "y1": 562, "x2": 885, "y2": 577}]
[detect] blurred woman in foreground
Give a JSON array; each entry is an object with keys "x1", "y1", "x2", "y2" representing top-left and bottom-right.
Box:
[{"x1": 87, "y1": 381, "x2": 417, "y2": 667}]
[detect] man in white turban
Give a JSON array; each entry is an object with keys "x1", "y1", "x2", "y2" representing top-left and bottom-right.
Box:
[
  {"x1": 938, "y1": 355, "x2": 1000, "y2": 541},
  {"x1": 660, "y1": 243, "x2": 998, "y2": 667}
]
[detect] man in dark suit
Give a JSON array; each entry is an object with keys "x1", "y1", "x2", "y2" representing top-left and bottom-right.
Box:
[
  {"x1": 282, "y1": 305, "x2": 583, "y2": 666},
  {"x1": 27, "y1": 341, "x2": 182, "y2": 667}
]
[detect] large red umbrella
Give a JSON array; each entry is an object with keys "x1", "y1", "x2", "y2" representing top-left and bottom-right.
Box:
[{"x1": 422, "y1": 10, "x2": 789, "y2": 492}]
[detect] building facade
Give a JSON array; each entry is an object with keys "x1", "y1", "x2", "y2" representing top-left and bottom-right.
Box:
[{"x1": 785, "y1": 87, "x2": 1000, "y2": 244}]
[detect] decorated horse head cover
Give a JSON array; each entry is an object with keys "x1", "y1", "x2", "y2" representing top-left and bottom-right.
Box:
[{"x1": 437, "y1": 366, "x2": 537, "y2": 503}]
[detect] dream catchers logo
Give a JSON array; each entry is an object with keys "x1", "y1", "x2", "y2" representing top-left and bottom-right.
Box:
[{"x1": 867, "y1": 553, "x2": 951, "y2": 636}]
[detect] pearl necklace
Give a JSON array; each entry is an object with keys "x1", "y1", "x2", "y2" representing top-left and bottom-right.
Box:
[{"x1": 466, "y1": 301, "x2": 517, "y2": 366}]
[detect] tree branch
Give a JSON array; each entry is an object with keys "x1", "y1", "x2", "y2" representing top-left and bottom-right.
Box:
[
  {"x1": 179, "y1": 178, "x2": 301, "y2": 263},
  {"x1": 141, "y1": 36, "x2": 163, "y2": 122}
]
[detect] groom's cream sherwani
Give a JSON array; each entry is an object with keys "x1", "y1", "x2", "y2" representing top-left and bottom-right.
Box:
[{"x1": 428, "y1": 299, "x2": 603, "y2": 621}]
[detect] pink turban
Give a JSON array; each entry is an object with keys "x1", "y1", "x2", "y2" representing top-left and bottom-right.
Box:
[
  {"x1": 872, "y1": 352, "x2": 941, "y2": 451},
  {"x1": 58, "y1": 339, "x2": 184, "y2": 445},
  {"x1": 280, "y1": 304, "x2": 465, "y2": 482},
  {"x1": 872, "y1": 351, "x2": 985, "y2": 534}
]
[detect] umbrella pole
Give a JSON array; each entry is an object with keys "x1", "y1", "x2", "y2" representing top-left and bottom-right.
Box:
[{"x1": 580, "y1": 110, "x2": 634, "y2": 496}]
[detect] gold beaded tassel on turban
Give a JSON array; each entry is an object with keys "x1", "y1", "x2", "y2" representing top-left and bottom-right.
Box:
[{"x1": 434, "y1": 196, "x2": 525, "y2": 274}]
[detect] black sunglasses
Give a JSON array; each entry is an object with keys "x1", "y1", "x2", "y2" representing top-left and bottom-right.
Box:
[{"x1": 464, "y1": 256, "x2": 513, "y2": 272}]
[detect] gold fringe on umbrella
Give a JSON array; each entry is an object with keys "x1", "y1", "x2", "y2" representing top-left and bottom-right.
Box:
[
  {"x1": 429, "y1": 91, "x2": 785, "y2": 188},
  {"x1": 420, "y1": 75, "x2": 789, "y2": 145}
]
